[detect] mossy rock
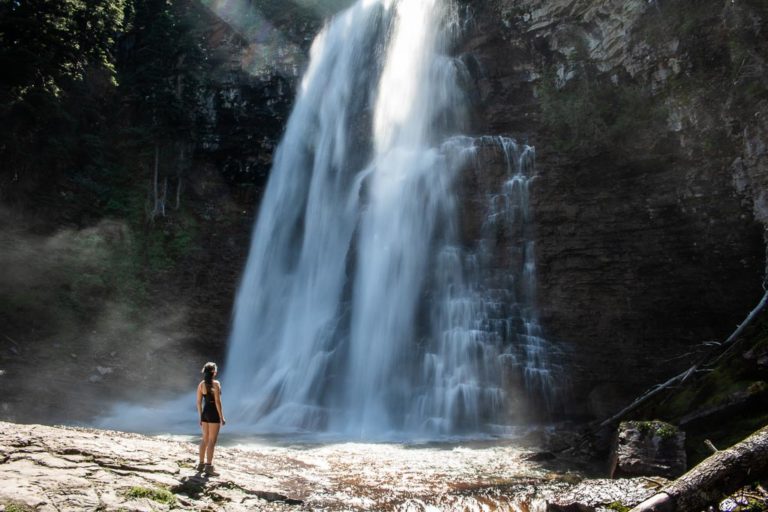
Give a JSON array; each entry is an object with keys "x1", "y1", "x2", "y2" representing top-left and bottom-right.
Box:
[
  {"x1": 605, "y1": 501, "x2": 632, "y2": 512},
  {"x1": 125, "y1": 485, "x2": 177, "y2": 505},
  {"x1": 611, "y1": 420, "x2": 686, "y2": 478},
  {"x1": 0, "y1": 501, "x2": 36, "y2": 512},
  {"x1": 633, "y1": 420, "x2": 679, "y2": 441}
]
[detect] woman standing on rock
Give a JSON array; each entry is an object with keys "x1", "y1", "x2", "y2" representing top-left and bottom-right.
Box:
[{"x1": 197, "y1": 362, "x2": 226, "y2": 475}]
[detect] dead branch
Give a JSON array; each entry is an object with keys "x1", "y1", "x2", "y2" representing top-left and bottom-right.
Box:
[
  {"x1": 2, "y1": 334, "x2": 19, "y2": 347},
  {"x1": 703, "y1": 440, "x2": 718, "y2": 454},
  {"x1": 599, "y1": 289, "x2": 768, "y2": 429}
]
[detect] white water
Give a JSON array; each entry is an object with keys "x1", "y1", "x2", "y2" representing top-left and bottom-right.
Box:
[
  {"x1": 222, "y1": 0, "x2": 555, "y2": 437},
  {"x1": 476, "y1": 137, "x2": 557, "y2": 413}
]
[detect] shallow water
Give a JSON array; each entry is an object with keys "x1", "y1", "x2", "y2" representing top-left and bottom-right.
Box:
[{"x1": 157, "y1": 430, "x2": 580, "y2": 510}]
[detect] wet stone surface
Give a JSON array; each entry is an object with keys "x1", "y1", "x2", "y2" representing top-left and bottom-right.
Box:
[{"x1": 0, "y1": 422, "x2": 662, "y2": 511}]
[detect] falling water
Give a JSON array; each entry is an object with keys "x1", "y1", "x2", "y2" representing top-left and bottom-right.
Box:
[
  {"x1": 476, "y1": 137, "x2": 557, "y2": 414},
  {"x1": 223, "y1": 0, "x2": 555, "y2": 437}
]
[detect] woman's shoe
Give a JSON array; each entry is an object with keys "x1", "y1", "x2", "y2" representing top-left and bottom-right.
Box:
[
  {"x1": 204, "y1": 464, "x2": 220, "y2": 476},
  {"x1": 196, "y1": 462, "x2": 205, "y2": 472}
]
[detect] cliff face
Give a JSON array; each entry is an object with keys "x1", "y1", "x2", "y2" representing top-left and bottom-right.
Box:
[
  {"x1": 3, "y1": 0, "x2": 767, "y2": 426},
  {"x1": 460, "y1": 0, "x2": 768, "y2": 418}
]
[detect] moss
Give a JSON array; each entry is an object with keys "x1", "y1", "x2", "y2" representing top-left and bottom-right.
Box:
[
  {"x1": 737, "y1": 497, "x2": 768, "y2": 512},
  {"x1": 634, "y1": 420, "x2": 679, "y2": 440},
  {"x1": 1, "y1": 502, "x2": 36, "y2": 512},
  {"x1": 665, "y1": 387, "x2": 697, "y2": 417},
  {"x1": 126, "y1": 485, "x2": 177, "y2": 505},
  {"x1": 606, "y1": 501, "x2": 632, "y2": 512},
  {"x1": 640, "y1": 312, "x2": 768, "y2": 465}
]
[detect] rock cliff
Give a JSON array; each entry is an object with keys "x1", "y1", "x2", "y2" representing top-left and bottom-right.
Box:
[
  {"x1": 460, "y1": 0, "x2": 768, "y2": 418},
  {"x1": 2, "y1": 0, "x2": 767, "y2": 427}
]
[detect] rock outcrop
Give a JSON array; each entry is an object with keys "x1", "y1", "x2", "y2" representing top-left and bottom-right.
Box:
[
  {"x1": 0, "y1": 422, "x2": 300, "y2": 511},
  {"x1": 0, "y1": 421, "x2": 665, "y2": 511},
  {"x1": 609, "y1": 421, "x2": 686, "y2": 479},
  {"x1": 459, "y1": 0, "x2": 768, "y2": 418}
]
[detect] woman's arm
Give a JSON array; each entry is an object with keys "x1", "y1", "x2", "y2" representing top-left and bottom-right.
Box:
[
  {"x1": 196, "y1": 382, "x2": 203, "y2": 424},
  {"x1": 214, "y1": 382, "x2": 226, "y2": 425}
]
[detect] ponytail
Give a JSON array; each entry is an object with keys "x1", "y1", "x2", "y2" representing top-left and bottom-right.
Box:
[{"x1": 201, "y1": 362, "x2": 217, "y2": 393}]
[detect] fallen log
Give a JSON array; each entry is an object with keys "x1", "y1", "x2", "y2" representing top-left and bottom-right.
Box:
[
  {"x1": 629, "y1": 424, "x2": 768, "y2": 512},
  {"x1": 599, "y1": 289, "x2": 768, "y2": 429}
]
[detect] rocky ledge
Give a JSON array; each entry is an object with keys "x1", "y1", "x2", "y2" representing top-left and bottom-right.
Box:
[{"x1": 0, "y1": 421, "x2": 671, "y2": 511}]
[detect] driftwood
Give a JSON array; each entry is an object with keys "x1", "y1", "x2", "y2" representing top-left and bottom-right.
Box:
[
  {"x1": 599, "y1": 289, "x2": 768, "y2": 429},
  {"x1": 629, "y1": 425, "x2": 768, "y2": 512}
]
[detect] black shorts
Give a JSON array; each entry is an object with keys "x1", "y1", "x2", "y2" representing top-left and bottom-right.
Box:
[{"x1": 201, "y1": 403, "x2": 220, "y2": 423}]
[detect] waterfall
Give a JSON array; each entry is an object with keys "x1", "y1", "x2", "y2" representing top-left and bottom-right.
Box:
[
  {"x1": 476, "y1": 137, "x2": 557, "y2": 415},
  {"x1": 223, "y1": 0, "x2": 555, "y2": 437}
]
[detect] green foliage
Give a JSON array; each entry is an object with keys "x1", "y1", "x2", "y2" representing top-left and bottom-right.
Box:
[
  {"x1": 606, "y1": 501, "x2": 631, "y2": 512},
  {"x1": 126, "y1": 485, "x2": 177, "y2": 505},
  {"x1": 119, "y1": 0, "x2": 208, "y2": 143},
  {"x1": 1, "y1": 501, "x2": 36, "y2": 512},
  {"x1": 0, "y1": 0, "x2": 128, "y2": 188},
  {"x1": 732, "y1": 487, "x2": 768, "y2": 512},
  {"x1": 634, "y1": 420, "x2": 678, "y2": 441},
  {"x1": 0, "y1": 0, "x2": 212, "y2": 299},
  {"x1": 0, "y1": 0, "x2": 126, "y2": 99}
]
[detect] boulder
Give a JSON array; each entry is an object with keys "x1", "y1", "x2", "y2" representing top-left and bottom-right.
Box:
[{"x1": 609, "y1": 421, "x2": 686, "y2": 479}]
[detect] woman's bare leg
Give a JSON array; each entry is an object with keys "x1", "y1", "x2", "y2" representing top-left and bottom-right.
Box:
[
  {"x1": 205, "y1": 422, "x2": 221, "y2": 464},
  {"x1": 199, "y1": 423, "x2": 209, "y2": 465}
]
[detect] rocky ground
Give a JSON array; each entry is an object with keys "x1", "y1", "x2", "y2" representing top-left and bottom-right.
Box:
[{"x1": 0, "y1": 421, "x2": 666, "y2": 511}]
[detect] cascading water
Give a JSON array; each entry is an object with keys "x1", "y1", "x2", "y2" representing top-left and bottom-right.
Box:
[
  {"x1": 223, "y1": 0, "x2": 556, "y2": 437},
  {"x1": 475, "y1": 137, "x2": 558, "y2": 414}
]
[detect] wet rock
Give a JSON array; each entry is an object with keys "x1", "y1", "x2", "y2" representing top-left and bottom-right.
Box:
[
  {"x1": 545, "y1": 477, "x2": 663, "y2": 512},
  {"x1": 0, "y1": 421, "x2": 300, "y2": 511},
  {"x1": 524, "y1": 451, "x2": 557, "y2": 461},
  {"x1": 0, "y1": 420, "x2": 665, "y2": 511},
  {"x1": 609, "y1": 421, "x2": 686, "y2": 479},
  {"x1": 460, "y1": 0, "x2": 768, "y2": 422}
]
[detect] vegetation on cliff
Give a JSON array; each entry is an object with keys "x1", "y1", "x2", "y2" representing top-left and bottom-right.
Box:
[
  {"x1": 0, "y1": 0, "x2": 298, "y2": 423},
  {"x1": 632, "y1": 307, "x2": 768, "y2": 466}
]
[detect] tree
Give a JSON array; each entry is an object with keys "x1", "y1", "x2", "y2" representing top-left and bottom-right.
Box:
[
  {"x1": 0, "y1": 0, "x2": 127, "y2": 201},
  {"x1": 117, "y1": 0, "x2": 208, "y2": 219}
]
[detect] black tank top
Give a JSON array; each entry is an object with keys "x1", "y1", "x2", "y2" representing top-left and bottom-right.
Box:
[{"x1": 203, "y1": 384, "x2": 216, "y2": 404}]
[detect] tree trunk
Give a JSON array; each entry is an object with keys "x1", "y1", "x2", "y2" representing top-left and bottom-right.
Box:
[
  {"x1": 629, "y1": 425, "x2": 768, "y2": 512},
  {"x1": 160, "y1": 176, "x2": 168, "y2": 217},
  {"x1": 175, "y1": 177, "x2": 182, "y2": 210},
  {"x1": 175, "y1": 146, "x2": 184, "y2": 210},
  {"x1": 152, "y1": 143, "x2": 160, "y2": 220}
]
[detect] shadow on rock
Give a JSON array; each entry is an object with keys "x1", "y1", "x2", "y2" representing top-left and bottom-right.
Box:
[{"x1": 172, "y1": 473, "x2": 210, "y2": 500}]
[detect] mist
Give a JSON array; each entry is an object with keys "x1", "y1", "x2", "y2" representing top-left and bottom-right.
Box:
[{"x1": 0, "y1": 210, "x2": 201, "y2": 425}]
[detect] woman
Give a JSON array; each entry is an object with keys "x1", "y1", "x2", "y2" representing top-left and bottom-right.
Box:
[{"x1": 197, "y1": 362, "x2": 226, "y2": 475}]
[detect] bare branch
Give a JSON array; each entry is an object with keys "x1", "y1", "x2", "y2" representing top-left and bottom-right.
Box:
[{"x1": 599, "y1": 289, "x2": 768, "y2": 429}]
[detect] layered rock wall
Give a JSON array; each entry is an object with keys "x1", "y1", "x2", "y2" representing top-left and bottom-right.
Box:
[{"x1": 460, "y1": 0, "x2": 768, "y2": 418}]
